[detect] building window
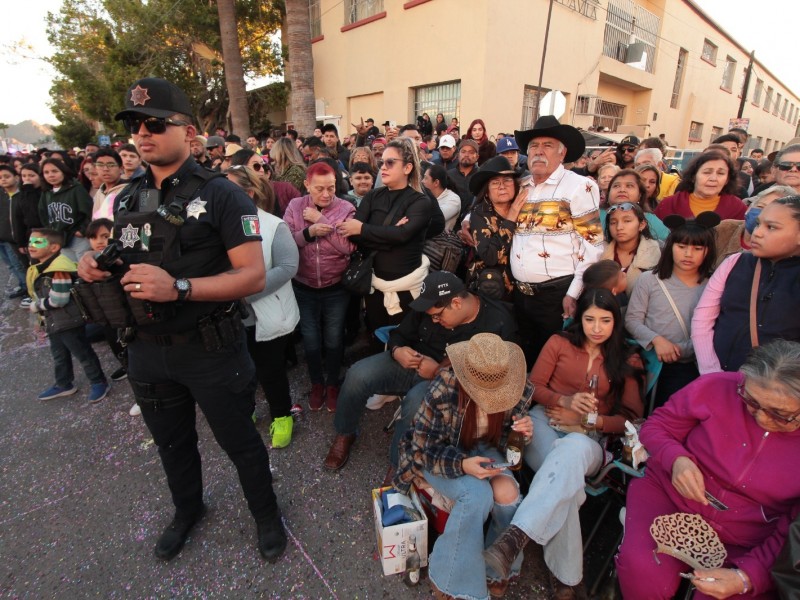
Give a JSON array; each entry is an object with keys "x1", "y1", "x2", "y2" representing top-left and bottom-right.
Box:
[
  {"x1": 764, "y1": 86, "x2": 773, "y2": 111},
  {"x1": 774, "y1": 92, "x2": 782, "y2": 115},
  {"x1": 344, "y1": 0, "x2": 383, "y2": 25},
  {"x1": 753, "y1": 79, "x2": 763, "y2": 104},
  {"x1": 701, "y1": 39, "x2": 717, "y2": 64},
  {"x1": 309, "y1": 0, "x2": 322, "y2": 38},
  {"x1": 670, "y1": 48, "x2": 687, "y2": 109},
  {"x1": 765, "y1": 138, "x2": 772, "y2": 153},
  {"x1": 721, "y1": 57, "x2": 736, "y2": 91},
  {"x1": 576, "y1": 94, "x2": 626, "y2": 132},
  {"x1": 413, "y1": 81, "x2": 461, "y2": 126},
  {"x1": 782, "y1": 98, "x2": 789, "y2": 120},
  {"x1": 521, "y1": 86, "x2": 551, "y2": 130},
  {"x1": 688, "y1": 121, "x2": 703, "y2": 142},
  {"x1": 710, "y1": 126, "x2": 723, "y2": 144},
  {"x1": 602, "y1": 0, "x2": 660, "y2": 74}
]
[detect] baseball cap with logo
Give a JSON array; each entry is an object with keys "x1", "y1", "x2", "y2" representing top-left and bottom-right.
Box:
[
  {"x1": 409, "y1": 271, "x2": 467, "y2": 312},
  {"x1": 438, "y1": 134, "x2": 457, "y2": 149},
  {"x1": 496, "y1": 137, "x2": 520, "y2": 153},
  {"x1": 206, "y1": 136, "x2": 225, "y2": 149},
  {"x1": 114, "y1": 78, "x2": 194, "y2": 120},
  {"x1": 619, "y1": 135, "x2": 641, "y2": 148}
]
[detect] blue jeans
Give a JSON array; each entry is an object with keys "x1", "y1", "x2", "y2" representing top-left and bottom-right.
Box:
[
  {"x1": 424, "y1": 443, "x2": 521, "y2": 600},
  {"x1": 333, "y1": 350, "x2": 425, "y2": 436},
  {"x1": 390, "y1": 378, "x2": 434, "y2": 467},
  {"x1": 0, "y1": 241, "x2": 26, "y2": 289},
  {"x1": 512, "y1": 405, "x2": 603, "y2": 586},
  {"x1": 293, "y1": 282, "x2": 349, "y2": 386},
  {"x1": 49, "y1": 325, "x2": 106, "y2": 388}
]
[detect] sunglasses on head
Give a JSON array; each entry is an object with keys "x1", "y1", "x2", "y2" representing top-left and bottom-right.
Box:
[
  {"x1": 776, "y1": 161, "x2": 800, "y2": 172},
  {"x1": 29, "y1": 236, "x2": 49, "y2": 248},
  {"x1": 607, "y1": 202, "x2": 639, "y2": 213},
  {"x1": 122, "y1": 115, "x2": 191, "y2": 135}
]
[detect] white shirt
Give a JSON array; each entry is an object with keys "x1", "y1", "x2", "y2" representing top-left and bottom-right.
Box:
[
  {"x1": 437, "y1": 188, "x2": 462, "y2": 231},
  {"x1": 510, "y1": 164, "x2": 603, "y2": 299}
]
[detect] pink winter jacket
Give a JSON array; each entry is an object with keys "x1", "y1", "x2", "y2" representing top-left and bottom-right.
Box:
[
  {"x1": 283, "y1": 195, "x2": 356, "y2": 288},
  {"x1": 640, "y1": 371, "x2": 800, "y2": 595}
]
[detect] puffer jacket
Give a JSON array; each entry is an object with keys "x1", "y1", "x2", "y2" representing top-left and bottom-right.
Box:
[{"x1": 283, "y1": 194, "x2": 355, "y2": 288}]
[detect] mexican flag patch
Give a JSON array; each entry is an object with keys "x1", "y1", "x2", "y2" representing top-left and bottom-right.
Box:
[{"x1": 241, "y1": 215, "x2": 261, "y2": 236}]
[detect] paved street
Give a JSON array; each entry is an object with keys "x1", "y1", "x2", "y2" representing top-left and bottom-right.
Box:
[{"x1": 0, "y1": 264, "x2": 624, "y2": 599}]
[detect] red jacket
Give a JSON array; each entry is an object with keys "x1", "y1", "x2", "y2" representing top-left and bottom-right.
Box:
[
  {"x1": 283, "y1": 195, "x2": 355, "y2": 288},
  {"x1": 654, "y1": 190, "x2": 746, "y2": 220}
]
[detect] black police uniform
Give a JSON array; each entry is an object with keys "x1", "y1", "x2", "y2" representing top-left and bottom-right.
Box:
[{"x1": 115, "y1": 157, "x2": 279, "y2": 525}]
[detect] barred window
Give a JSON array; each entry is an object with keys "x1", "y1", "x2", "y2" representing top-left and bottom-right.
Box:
[
  {"x1": 413, "y1": 81, "x2": 461, "y2": 126},
  {"x1": 309, "y1": 0, "x2": 321, "y2": 38},
  {"x1": 701, "y1": 39, "x2": 717, "y2": 64},
  {"x1": 344, "y1": 0, "x2": 383, "y2": 25},
  {"x1": 753, "y1": 79, "x2": 763, "y2": 104},
  {"x1": 721, "y1": 57, "x2": 736, "y2": 91},
  {"x1": 688, "y1": 121, "x2": 703, "y2": 142},
  {"x1": 602, "y1": 0, "x2": 660, "y2": 74}
]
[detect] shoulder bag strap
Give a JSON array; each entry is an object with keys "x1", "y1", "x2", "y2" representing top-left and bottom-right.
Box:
[
  {"x1": 360, "y1": 195, "x2": 409, "y2": 260},
  {"x1": 655, "y1": 278, "x2": 690, "y2": 341},
  {"x1": 749, "y1": 259, "x2": 762, "y2": 348}
]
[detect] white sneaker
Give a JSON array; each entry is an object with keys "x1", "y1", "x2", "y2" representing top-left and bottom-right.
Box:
[
  {"x1": 129, "y1": 403, "x2": 142, "y2": 416},
  {"x1": 366, "y1": 394, "x2": 399, "y2": 410}
]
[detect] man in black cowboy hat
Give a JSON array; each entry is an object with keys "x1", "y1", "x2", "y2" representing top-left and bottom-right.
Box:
[
  {"x1": 77, "y1": 77, "x2": 287, "y2": 563},
  {"x1": 510, "y1": 116, "x2": 603, "y2": 366}
]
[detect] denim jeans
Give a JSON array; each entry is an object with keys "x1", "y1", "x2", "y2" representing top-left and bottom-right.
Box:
[
  {"x1": 49, "y1": 325, "x2": 106, "y2": 388},
  {"x1": 293, "y1": 282, "x2": 349, "y2": 386},
  {"x1": 424, "y1": 443, "x2": 521, "y2": 600},
  {"x1": 390, "y1": 378, "x2": 435, "y2": 467},
  {"x1": 0, "y1": 241, "x2": 27, "y2": 289},
  {"x1": 333, "y1": 350, "x2": 424, "y2": 435},
  {"x1": 62, "y1": 235, "x2": 90, "y2": 263},
  {"x1": 512, "y1": 404, "x2": 603, "y2": 586}
]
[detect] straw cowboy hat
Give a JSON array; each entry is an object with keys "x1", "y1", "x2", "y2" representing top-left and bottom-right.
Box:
[{"x1": 446, "y1": 333, "x2": 526, "y2": 414}]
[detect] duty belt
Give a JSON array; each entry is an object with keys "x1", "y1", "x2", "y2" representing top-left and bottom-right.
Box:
[
  {"x1": 135, "y1": 329, "x2": 202, "y2": 346},
  {"x1": 515, "y1": 274, "x2": 573, "y2": 296}
]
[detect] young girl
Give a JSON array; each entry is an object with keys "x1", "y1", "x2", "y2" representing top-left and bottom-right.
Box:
[
  {"x1": 692, "y1": 196, "x2": 800, "y2": 373},
  {"x1": 600, "y1": 200, "x2": 662, "y2": 295},
  {"x1": 601, "y1": 169, "x2": 670, "y2": 241},
  {"x1": 39, "y1": 158, "x2": 93, "y2": 262},
  {"x1": 484, "y1": 289, "x2": 644, "y2": 598},
  {"x1": 394, "y1": 333, "x2": 534, "y2": 599},
  {"x1": 635, "y1": 164, "x2": 661, "y2": 213},
  {"x1": 626, "y1": 214, "x2": 718, "y2": 408}
]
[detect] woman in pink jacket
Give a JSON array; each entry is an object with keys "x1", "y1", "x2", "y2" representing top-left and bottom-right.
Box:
[
  {"x1": 283, "y1": 162, "x2": 355, "y2": 412},
  {"x1": 616, "y1": 340, "x2": 800, "y2": 599}
]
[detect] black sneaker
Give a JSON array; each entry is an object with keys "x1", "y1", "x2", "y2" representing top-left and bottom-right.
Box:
[
  {"x1": 154, "y1": 505, "x2": 206, "y2": 561},
  {"x1": 110, "y1": 367, "x2": 128, "y2": 381},
  {"x1": 256, "y1": 511, "x2": 287, "y2": 563},
  {"x1": 8, "y1": 287, "x2": 25, "y2": 299}
]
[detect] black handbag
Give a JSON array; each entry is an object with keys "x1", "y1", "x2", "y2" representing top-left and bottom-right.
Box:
[
  {"x1": 473, "y1": 268, "x2": 506, "y2": 300},
  {"x1": 423, "y1": 229, "x2": 464, "y2": 273},
  {"x1": 341, "y1": 197, "x2": 407, "y2": 295}
]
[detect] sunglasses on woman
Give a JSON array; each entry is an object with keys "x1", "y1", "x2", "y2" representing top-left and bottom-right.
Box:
[
  {"x1": 607, "y1": 202, "x2": 639, "y2": 213},
  {"x1": 122, "y1": 116, "x2": 192, "y2": 135},
  {"x1": 737, "y1": 383, "x2": 800, "y2": 425}
]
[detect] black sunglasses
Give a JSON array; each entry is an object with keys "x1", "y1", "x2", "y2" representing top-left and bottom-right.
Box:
[
  {"x1": 123, "y1": 116, "x2": 191, "y2": 135},
  {"x1": 776, "y1": 161, "x2": 800, "y2": 172}
]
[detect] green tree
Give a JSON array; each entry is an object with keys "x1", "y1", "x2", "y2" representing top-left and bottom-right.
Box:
[
  {"x1": 47, "y1": 0, "x2": 284, "y2": 135},
  {"x1": 0, "y1": 122, "x2": 9, "y2": 139}
]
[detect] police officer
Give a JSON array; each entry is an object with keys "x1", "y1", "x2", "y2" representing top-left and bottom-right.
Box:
[{"x1": 77, "y1": 78, "x2": 287, "y2": 562}]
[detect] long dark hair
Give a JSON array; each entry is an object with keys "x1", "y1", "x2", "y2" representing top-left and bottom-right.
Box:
[
  {"x1": 603, "y1": 201, "x2": 653, "y2": 243},
  {"x1": 676, "y1": 150, "x2": 738, "y2": 196},
  {"x1": 561, "y1": 289, "x2": 642, "y2": 410},
  {"x1": 655, "y1": 222, "x2": 716, "y2": 282},
  {"x1": 39, "y1": 158, "x2": 76, "y2": 191}
]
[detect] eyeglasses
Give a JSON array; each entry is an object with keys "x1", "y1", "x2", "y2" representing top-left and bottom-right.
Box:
[
  {"x1": 94, "y1": 162, "x2": 120, "y2": 170},
  {"x1": 737, "y1": 383, "x2": 800, "y2": 425},
  {"x1": 621, "y1": 146, "x2": 636, "y2": 154},
  {"x1": 775, "y1": 162, "x2": 800, "y2": 172},
  {"x1": 28, "y1": 237, "x2": 49, "y2": 248},
  {"x1": 489, "y1": 176, "x2": 515, "y2": 188},
  {"x1": 429, "y1": 304, "x2": 451, "y2": 322},
  {"x1": 607, "y1": 202, "x2": 639, "y2": 213},
  {"x1": 382, "y1": 158, "x2": 405, "y2": 169},
  {"x1": 122, "y1": 116, "x2": 191, "y2": 135}
]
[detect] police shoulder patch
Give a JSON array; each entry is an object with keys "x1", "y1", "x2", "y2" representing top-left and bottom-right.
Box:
[{"x1": 241, "y1": 215, "x2": 260, "y2": 236}]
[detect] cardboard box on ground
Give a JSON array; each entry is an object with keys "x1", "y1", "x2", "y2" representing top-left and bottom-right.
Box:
[{"x1": 372, "y1": 486, "x2": 429, "y2": 576}]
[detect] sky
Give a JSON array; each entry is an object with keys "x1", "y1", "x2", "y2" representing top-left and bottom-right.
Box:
[{"x1": 2, "y1": 0, "x2": 798, "y2": 126}]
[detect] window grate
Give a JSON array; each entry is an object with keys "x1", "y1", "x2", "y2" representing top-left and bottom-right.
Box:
[
  {"x1": 602, "y1": 0, "x2": 659, "y2": 73},
  {"x1": 413, "y1": 81, "x2": 461, "y2": 126},
  {"x1": 344, "y1": 0, "x2": 383, "y2": 25}
]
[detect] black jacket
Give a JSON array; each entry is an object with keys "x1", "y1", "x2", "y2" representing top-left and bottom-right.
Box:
[{"x1": 13, "y1": 185, "x2": 43, "y2": 248}]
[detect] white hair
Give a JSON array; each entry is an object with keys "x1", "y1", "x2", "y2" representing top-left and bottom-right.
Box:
[{"x1": 635, "y1": 148, "x2": 662, "y2": 163}]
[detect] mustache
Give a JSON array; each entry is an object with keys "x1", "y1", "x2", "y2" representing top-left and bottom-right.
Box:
[{"x1": 529, "y1": 156, "x2": 549, "y2": 165}]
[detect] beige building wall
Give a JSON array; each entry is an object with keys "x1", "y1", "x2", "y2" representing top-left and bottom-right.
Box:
[{"x1": 309, "y1": 0, "x2": 799, "y2": 150}]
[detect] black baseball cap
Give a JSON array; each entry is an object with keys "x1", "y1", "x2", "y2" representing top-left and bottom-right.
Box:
[
  {"x1": 409, "y1": 271, "x2": 467, "y2": 312},
  {"x1": 115, "y1": 78, "x2": 194, "y2": 120}
]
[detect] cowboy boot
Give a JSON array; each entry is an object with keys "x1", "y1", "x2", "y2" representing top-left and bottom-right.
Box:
[{"x1": 482, "y1": 525, "x2": 530, "y2": 581}]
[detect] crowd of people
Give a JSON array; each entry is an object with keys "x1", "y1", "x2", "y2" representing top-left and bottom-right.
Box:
[{"x1": 2, "y1": 77, "x2": 800, "y2": 599}]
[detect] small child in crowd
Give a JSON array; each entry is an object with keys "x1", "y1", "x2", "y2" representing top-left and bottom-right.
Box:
[{"x1": 26, "y1": 228, "x2": 110, "y2": 403}]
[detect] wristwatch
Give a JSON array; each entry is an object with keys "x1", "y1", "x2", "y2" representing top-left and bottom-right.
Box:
[{"x1": 173, "y1": 278, "x2": 192, "y2": 302}]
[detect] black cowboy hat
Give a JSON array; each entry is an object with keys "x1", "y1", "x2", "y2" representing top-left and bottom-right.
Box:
[
  {"x1": 469, "y1": 155, "x2": 518, "y2": 195},
  {"x1": 514, "y1": 115, "x2": 585, "y2": 163}
]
